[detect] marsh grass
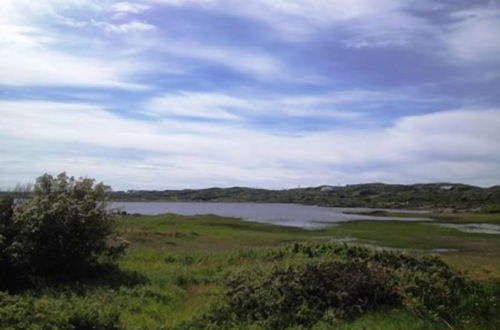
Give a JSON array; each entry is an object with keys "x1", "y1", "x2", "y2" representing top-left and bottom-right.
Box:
[{"x1": 347, "y1": 210, "x2": 500, "y2": 225}]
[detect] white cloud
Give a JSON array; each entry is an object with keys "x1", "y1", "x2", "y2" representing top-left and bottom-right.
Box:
[
  {"x1": 0, "y1": 24, "x2": 56, "y2": 48},
  {"x1": 143, "y1": 90, "x2": 382, "y2": 120},
  {"x1": 1, "y1": 100, "x2": 499, "y2": 189},
  {"x1": 149, "y1": 0, "x2": 216, "y2": 6},
  {"x1": 152, "y1": 0, "x2": 402, "y2": 27},
  {"x1": 93, "y1": 20, "x2": 157, "y2": 33},
  {"x1": 0, "y1": 0, "x2": 290, "y2": 84},
  {"x1": 342, "y1": 31, "x2": 410, "y2": 49},
  {"x1": 0, "y1": 41, "x2": 147, "y2": 89},
  {"x1": 112, "y1": 2, "x2": 151, "y2": 15},
  {"x1": 150, "y1": 0, "x2": 499, "y2": 65},
  {"x1": 0, "y1": 0, "x2": 151, "y2": 88},
  {"x1": 155, "y1": 38, "x2": 287, "y2": 80},
  {"x1": 151, "y1": 0, "x2": 429, "y2": 45},
  {"x1": 446, "y1": 8, "x2": 500, "y2": 62},
  {"x1": 146, "y1": 93, "x2": 246, "y2": 120},
  {"x1": 238, "y1": 0, "x2": 411, "y2": 40}
]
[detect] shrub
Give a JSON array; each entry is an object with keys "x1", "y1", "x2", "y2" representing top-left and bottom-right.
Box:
[
  {"x1": 180, "y1": 243, "x2": 498, "y2": 329},
  {"x1": 0, "y1": 195, "x2": 17, "y2": 290},
  {"x1": 2, "y1": 173, "x2": 127, "y2": 288},
  {"x1": 181, "y1": 260, "x2": 396, "y2": 329},
  {"x1": 224, "y1": 261, "x2": 395, "y2": 328}
]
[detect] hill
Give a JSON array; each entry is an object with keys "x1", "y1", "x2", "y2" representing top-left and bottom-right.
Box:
[{"x1": 108, "y1": 183, "x2": 500, "y2": 210}]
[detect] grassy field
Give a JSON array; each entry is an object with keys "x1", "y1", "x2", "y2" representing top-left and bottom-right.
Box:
[
  {"x1": 8, "y1": 213, "x2": 500, "y2": 329},
  {"x1": 337, "y1": 210, "x2": 500, "y2": 281}
]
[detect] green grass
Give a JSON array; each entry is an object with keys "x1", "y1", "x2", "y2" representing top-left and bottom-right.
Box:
[
  {"x1": 332, "y1": 212, "x2": 500, "y2": 282},
  {"x1": 332, "y1": 309, "x2": 446, "y2": 330},
  {"x1": 319, "y1": 220, "x2": 500, "y2": 282},
  {"x1": 431, "y1": 212, "x2": 500, "y2": 225},
  {"x1": 346, "y1": 209, "x2": 500, "y2": 225},
  {"x1": 343, "y1": 210, "x2": 432, "y2": 219},
  {"x1": 109, "y1": 214, "x2": 317, "y2": 328},
  {"x1": 4, "y1": 213, "x2": 500, "y2": 329}
]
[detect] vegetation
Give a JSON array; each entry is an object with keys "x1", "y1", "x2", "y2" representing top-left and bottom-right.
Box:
[
  {"x1": 181, "y1": 243, "x2": 497, "y2": 329},
  {"x1": 0, "y1": 196, "x2": 15, "y2": 290},
  {"x1": 1, "y1": 174, "x2": 499, "y2": 329},
  {"x1": 2, "y1": 209, "x2": 499, "y2": 329},
  {"x1": 0, "y1": 291, "x2": 121, "y2": 330},
  {"x1": 0, "y1": 173, "x2": 126, "y2": 291},
  {"x1": 345, "y1": 209, "x2": 500, "y2": 222},
  {"x1": 106, "y1": 183, "x2": 500, "y2": 210}
]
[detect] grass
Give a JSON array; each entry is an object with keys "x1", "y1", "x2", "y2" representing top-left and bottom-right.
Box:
[
  {"x1": 334, "y1": 211, "x2": 500, "y2": 282},
  {"x1": 431, "y1": 212, "x2": 500, "y2": 225},
  {"x1": 333, "y1": 309, "x2": 447, "y2": 330},
  {"x1": 346, "y1": 209, "x2": 500, "y2": 225},
  {"x1": 5, "y1": 212, "x2": 500, "y2": 329},
  {"x1": 318, "y1": 220, "x2": 500, "y2": 282},
  {"x1": 343, "y1": 210, "x2": 432, "y2": 219},
  {"x1": 118, "y1": 213, "x2": 500, "y2": 328},
  {"x1": 109, "y1": 214, "x2": 317, "y2": 328}
]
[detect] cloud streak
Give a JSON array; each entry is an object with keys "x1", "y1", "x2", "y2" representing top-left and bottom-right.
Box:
[
  {"x1": 0, "y1": 0, "x2": 152, "y2": 89},
  {"x1": 446, "y1": 7, "x2": 500, "y2": 63},
  {"x1": 1, "y1": 100, "x2": 499, "y2": 189}
]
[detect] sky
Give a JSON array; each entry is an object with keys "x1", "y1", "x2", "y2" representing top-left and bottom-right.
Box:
[{"x1": 1, "y1": 0, "x2": 500, "y2": 190}]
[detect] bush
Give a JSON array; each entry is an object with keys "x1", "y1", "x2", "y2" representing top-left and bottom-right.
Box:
[
  {"x1": 1, "y1": 173, "x2": 127, "y2": 289},
  {"x1": 180, "y1": 243, "x2": 498, "y2": 329},
  {"x1": 0, "y1": 196, "x2": 17, "y2": 290},
  {"x1": 217, "y1": 261, "x2": 395, "y2": 328}
]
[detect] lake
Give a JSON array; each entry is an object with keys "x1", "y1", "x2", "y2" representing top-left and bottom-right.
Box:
[{"x1": 111, "y1": 202, "x2": 430, "y2": 228}]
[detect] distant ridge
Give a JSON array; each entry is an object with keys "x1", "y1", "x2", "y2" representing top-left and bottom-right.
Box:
[{"x1": 107, "y1": 183, "x2": 500, "y2": 211}]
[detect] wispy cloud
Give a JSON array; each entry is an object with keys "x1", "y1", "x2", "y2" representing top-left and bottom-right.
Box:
[
  {"x1": 446, "y1": 7, "x2": 500, "y2": 63},
  {"x1": 111, "y1": 2, "x2": 151, "y2": 19},
  {"x1": 151, "y1": 0, "x2": 429, "y2": 45},
  {"x1": 1, "y1": 100, "x2": 499, "y2": 189},
  {"x1": 146, "y1": 93, "x2": 245, "y2": 120},
  {"x1": 142, "y1": 90, "x2": 395, "y2": 121},
  {"x1": 0, "y1": 0, "x2": 152, "y2": 89},
  {"x1": 152, "y1": 38, "x2": 290, "y2": 80},
  {"x1": 93, "y1": 20, "x2": 157, "y2": 33},
  {"x1": 0, "y1": 41, "x2": 149, "y2": 89}
]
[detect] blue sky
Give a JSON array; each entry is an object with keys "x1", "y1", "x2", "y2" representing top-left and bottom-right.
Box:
[{"x1": 1, "y1": 0, "x2": 500, "y2": 189}]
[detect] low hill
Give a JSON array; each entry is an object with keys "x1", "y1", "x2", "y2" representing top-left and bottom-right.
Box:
[{"x1": 108, "y1": 183, "x2": 500, "y2": 210}]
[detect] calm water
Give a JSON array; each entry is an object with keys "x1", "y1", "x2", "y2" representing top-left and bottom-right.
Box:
[{"x1": 111, "y1": 202, "x2": 430, "y2": 228}]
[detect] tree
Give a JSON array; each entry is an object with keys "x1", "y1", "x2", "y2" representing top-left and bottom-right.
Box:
[{"x1": 9, "y1": 173, "x2": 126, "y2": 280}]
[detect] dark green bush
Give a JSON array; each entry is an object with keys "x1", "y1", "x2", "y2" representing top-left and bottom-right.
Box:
[
  {"x1": 0, "y1": 195, "x2": 18, "y2": 290},
  {"x1": 0, "y1": 173, "x2": 127, "y2": 290},
  {"x1": 181, "y1": 243, "x2": 499, "y2": 329},
  {"x1": 221, "y1": 261, "x2": 395, "y2": 328}
]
